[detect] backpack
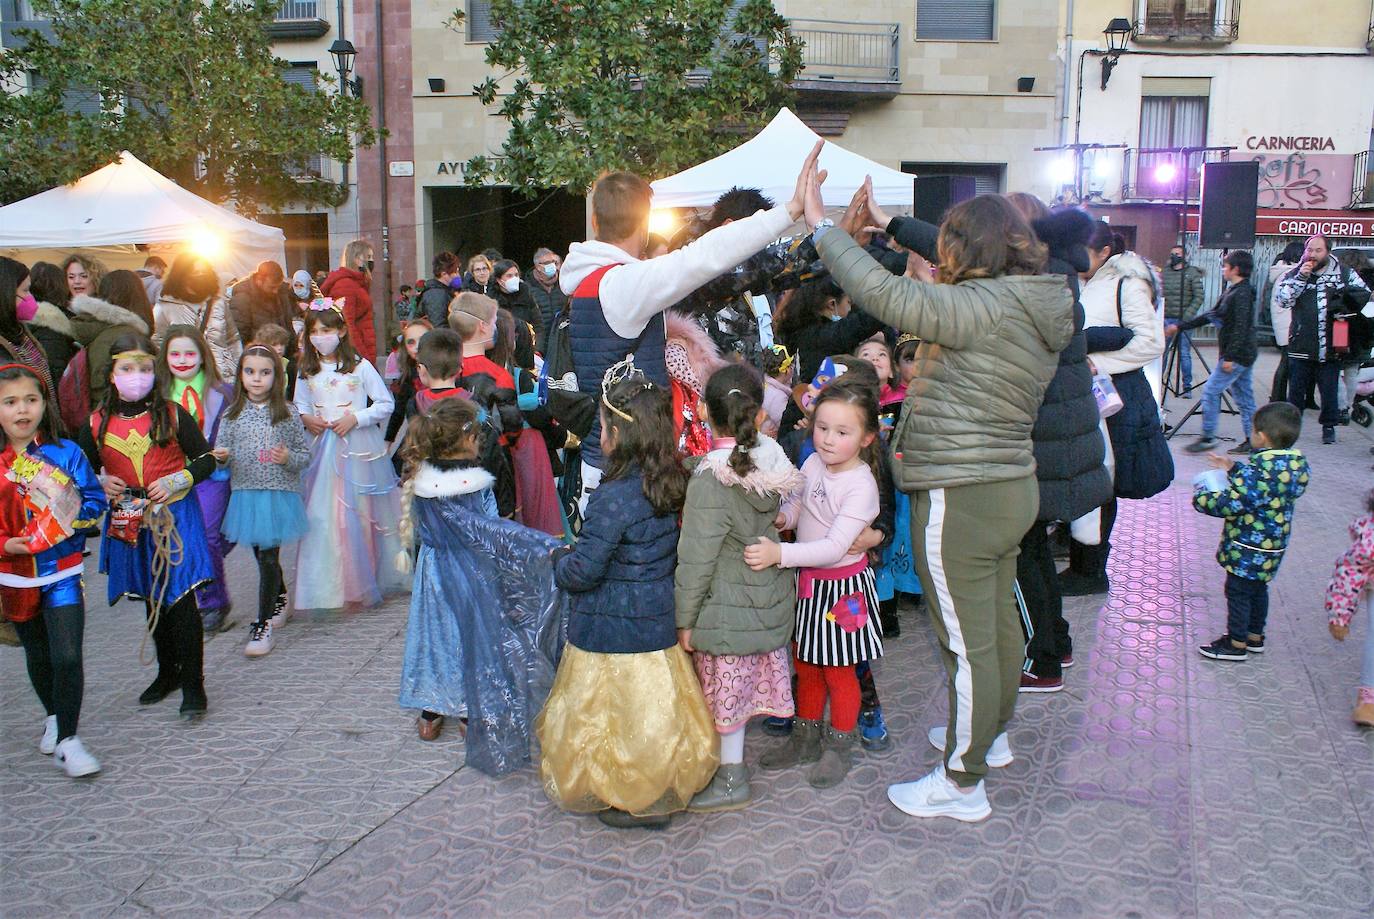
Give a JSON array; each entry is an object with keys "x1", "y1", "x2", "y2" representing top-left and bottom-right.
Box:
[
  {"x1": 539, "y1": 303, "x2": 596, "y2": 439},
  {"x1": 459, "y1": 370, "x2": 518, "y2": 518}
]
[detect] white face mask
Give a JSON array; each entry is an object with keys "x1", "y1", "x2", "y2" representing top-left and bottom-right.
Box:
[
  {"x1": 292, "y1": 283, "x2": 310, "y2": 299},
  {"x1": 310, "y1": 333, "x2": 340, "y2": 356},
  {"x1": 502, "y1": 277, "x2": 521, "y2": 294}
]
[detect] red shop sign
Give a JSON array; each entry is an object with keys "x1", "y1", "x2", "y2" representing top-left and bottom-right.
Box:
[{"x1": 1184, "y1": 209, "x2": 1374, "y2": 239}]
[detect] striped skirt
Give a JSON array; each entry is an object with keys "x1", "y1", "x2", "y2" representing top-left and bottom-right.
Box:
[{"x1": 794, "y1": 559, "x2": 883, "y2": 667}]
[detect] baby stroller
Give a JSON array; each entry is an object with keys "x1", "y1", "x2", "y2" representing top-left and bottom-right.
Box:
[{"x1": 1352, "y1": 362, "x2": 1374, "y2": 427}]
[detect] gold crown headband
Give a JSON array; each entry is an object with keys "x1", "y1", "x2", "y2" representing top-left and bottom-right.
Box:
[
  {"x1": 895, "y1": 333, "x2": 920, "y2": 347},
  {"x1": 601, "y1": 354, "x2": 652, "y2": 422},
  {"x1": 112, "y1": 349, "x2": 154, "y2": 362}
]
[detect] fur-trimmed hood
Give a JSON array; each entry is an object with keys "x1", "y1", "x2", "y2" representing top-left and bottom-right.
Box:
[
  {"x1": 413, "y1": 462, "x2": 495, "y2": 499},
  {"x1": 1099, "y1": 251, "x2": 1159, "y2": 287},
  {"x1": 68, "y1": 294, "x2": 150, "y2": 335},
  {"x1": 694, "y1": 433, "x2": 804, "y2": 504},
  {"x1": 27, "y1": 301, "x2": 76, "y2": 339},
  {"x1": 665, "y1": 309, "x2": 727, "y2": 390}
]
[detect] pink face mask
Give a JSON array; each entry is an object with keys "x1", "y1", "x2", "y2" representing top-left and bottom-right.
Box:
[
  {"x1": 16, "y1": 294, "x2": 38, "y2": 322},
  {"x1": 112, "y1": 371, "x2": 156, "y2": 402}
]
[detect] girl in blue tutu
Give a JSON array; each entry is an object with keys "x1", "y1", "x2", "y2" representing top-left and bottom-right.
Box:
[
  {"x1": 212, "y1": 346, "x2": 310, "y2": 658},
  {"x1": 77, "y1": 332, "x2": 218, "y2": 720}
]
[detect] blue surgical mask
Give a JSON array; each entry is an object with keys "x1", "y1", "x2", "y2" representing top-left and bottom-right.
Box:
[
  {"x1": 449, "y1": 277, "x2": 464, "y2": 291},
  {"x1": 542, "y1": 263, "x2": 557, "y2": 279}
]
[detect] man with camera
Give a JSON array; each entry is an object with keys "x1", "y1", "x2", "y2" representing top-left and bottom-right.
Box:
[{"x1": 1274, "y1": 234, "x2": 1370, "y2": 444}]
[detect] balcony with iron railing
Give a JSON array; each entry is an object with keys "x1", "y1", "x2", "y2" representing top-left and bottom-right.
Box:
[
  {"x1": 790, "y1": 19, "x2": 900, "y2": 99},
  {"x1": 267, "y1": 0, "x2": 328, "y2": 40},
  {"x1": 1134, "y1": 0, "x2": 1240, "y2": 45},
  {"x1": 1354, "y1": 151, "x2": 1374, "y2": 208},
  {"x1": 1120, "y1": 147, "x2": 1233, "y2": 203}
]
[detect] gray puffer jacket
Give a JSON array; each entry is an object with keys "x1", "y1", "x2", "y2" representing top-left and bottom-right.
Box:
[
  {"x1": 674, "y1": 435, "x2": 804, "y2": 656},
  {"x1": 816, "y1": 230, "x2": 1074, "y2": 493}
]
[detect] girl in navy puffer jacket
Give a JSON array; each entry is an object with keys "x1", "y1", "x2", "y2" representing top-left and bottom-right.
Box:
[{"x1": 536, "y1": 358, "x2": 717, "y2": 829}]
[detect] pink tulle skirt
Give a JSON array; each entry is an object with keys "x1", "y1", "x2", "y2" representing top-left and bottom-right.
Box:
[{"x1": 693, "y1": 647, "x2": 795, "y2": 732}]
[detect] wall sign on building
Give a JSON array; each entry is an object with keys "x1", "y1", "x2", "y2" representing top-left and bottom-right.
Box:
[
  {"x1": 1249, "y1": 152, "x2": 1354, "y2": 210},
  {"x1": 1244, "y1": 136, "x2": 1336, "y2": 152},
  {"x1": 1185, "y1": 209, "x2": 1374, "y2": 239}
]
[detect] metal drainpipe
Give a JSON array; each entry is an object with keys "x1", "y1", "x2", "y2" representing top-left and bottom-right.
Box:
[
  {"x1": 374, "y1": 0, "x2": 391, "y2": 351},
  {"x1": 1059, "y1": 0, "x2": 1074, "y2": 146}
]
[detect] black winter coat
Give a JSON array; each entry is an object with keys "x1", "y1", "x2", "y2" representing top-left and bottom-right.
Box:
[
  {"x1": 554, "y1": 471, "x2": 679, "y2": 654},
  {"x1": 1028, "y1": 212, "x2": 1113, "y2": 523},
  {"x1": 415, "y1": 278, "x2": 454, "y2": 327},
  {"x1": 496, "y1": 281, "x2": 544, "y2": 348},
  {"x1": 1179, "y1": 279, "x2": 1258, "y2": 367}
]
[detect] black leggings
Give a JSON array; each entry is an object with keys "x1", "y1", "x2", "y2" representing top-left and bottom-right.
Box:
[
  {"x1": 15, "y1": 603, "x2": 85, "y2": 741},
  {"x1": 252, "y1": 546, "x2": 284, "y2": 624}
]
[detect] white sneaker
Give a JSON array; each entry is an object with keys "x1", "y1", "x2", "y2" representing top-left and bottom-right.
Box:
[
  {"x1": 245, "y1": 621, "x2": 275, "y2": 658},
  {"x1": 269, "y1": 592, "x2": 289, "y2": 630},
  {"x1": 39, "y1": 715, "x2": 58, "y2": 755},
  {"x1": 54, "y1": 736, "x2": 101, "y2": 778},
  {"x1": 927, "y1": 726, "x2": 1014, "y2": 768},
  {"x1": 887, "y1": 766, "x2": 991, "y2": 822}
]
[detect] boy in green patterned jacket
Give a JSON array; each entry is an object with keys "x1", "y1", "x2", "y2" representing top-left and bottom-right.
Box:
[{"x1": 1193, "y1": 402, "x2": 1311, "y2": 661}]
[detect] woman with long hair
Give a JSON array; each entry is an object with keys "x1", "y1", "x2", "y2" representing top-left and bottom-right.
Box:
[
  {"x1": 0, "y1": 257, "x2": 54, "y2": 393},
  {"x1": 320, "y1": 239, "x2": 377, "y2": 364},
  {"x1": 809, "y1": 180, "x2": 1073, "y2": 821},
  {"x1": 1062, "y1": 221, "x2": 1172, "y2": 597},
  {"x1": 24, "y1": 262, "x2": 78, "y2": 393},
  {"x1": 154, "y1": 254, "x2": 241, "y2": 379}
]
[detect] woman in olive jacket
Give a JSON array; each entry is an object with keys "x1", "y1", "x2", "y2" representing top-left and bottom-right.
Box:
[{"x1": 809, "y1": 180, "x2": 1072, "y2": 820}]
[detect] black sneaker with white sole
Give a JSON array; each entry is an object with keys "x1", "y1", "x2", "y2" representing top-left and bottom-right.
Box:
[
  {"x1": 1198, "y1": 635, "x2": 1248, "y2": 661},
  {"x1": 1246, "y1": 635, "x2": 1265, "y2": 653}
]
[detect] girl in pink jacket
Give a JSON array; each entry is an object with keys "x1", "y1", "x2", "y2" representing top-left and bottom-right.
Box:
[{"x1": 1324, "y1": 488, "x2": 1374, "y2": 727}]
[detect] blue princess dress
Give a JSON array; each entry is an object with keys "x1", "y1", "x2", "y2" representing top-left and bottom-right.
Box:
[{"x1": 398, "y1": 460, "x2": 567, "y2": 776}]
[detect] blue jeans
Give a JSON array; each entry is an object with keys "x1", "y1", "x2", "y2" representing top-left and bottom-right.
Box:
[
  {"x1": 1166, "y1": 320, "x2": 1193, "y2": 386},
  {"x1": 1225, "y1": 573, "x2": 1269, "y2": 642},
  {"x1": 1201, "y1": 360, "x2": 1255, "y2": 439}
]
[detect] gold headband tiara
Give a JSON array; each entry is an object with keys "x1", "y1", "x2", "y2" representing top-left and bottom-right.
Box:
[
  {"x1": 768, "y1": 343, "x2": 795, "y2": 374},
  {"x1": 895, "y1": 333, "x2": 920, "y2": 347},
  {"x1": 113, "y1": 349, "x2": 154, "y2": 362},
  {"x1": 601, "y1": 354, "x2": 652, "y2": 422}
]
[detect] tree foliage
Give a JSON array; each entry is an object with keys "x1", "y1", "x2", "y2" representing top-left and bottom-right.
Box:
[
  {"x1": 457, "y1": 0, "x2": 803, "y2": 192},
  {"x1": 0, "y1": 0, "x2": 377, "y2": 214}
]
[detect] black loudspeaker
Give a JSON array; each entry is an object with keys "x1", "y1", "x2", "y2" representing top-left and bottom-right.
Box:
[
  {"x1": 913, "y1": 175, "x2": 977, "y2": 225},
  {"x1": 1199, "y1": 161, "x2": 1259, "y2": 249}
]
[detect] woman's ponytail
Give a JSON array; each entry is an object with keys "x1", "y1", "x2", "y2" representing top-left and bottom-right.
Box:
[{"x1": 704, "y1": 363, "x2": 765, "y2": 480}]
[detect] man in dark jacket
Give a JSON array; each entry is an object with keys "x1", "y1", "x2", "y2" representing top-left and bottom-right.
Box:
[
  {"x1": 229, "y1": 261, "x2": 296, "y2": 352},
  {"x1": 1161, "y1": 246, "x2": 1204, "y2": 389},
  {"x1": 529, "y1": 247, "x2": 567, "y2": 354},
  {"x1": 416, "y1": 251, "x2": 460, "y2": 327},
  {"x1": 1177, "y1": 250, "x2": 1259, "y2": 454}
]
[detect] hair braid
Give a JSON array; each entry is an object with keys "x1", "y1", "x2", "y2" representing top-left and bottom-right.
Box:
[{"x1": 394, "y1": 474, "x2": 417, "y2": 575}]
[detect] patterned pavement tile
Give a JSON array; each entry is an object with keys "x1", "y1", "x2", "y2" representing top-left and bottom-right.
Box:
[{"x1": 1, "y1": 356, "x2": 1370, "y2": 917}]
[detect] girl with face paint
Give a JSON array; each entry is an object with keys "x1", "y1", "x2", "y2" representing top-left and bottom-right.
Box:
[
  {"x1": 76, "y1": 331, "x2": 219, "y2": 721},
  {"x1": 291, "y1": 306, "x2": 407, "y2": 613},
  {"x1": 157, "y1": 326, "x2": 237, "y2": 633}
]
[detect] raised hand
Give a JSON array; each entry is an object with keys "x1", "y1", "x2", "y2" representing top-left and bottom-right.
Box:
[{"x1": 787, "y1": 140, "x2": 825, "y2": 221}]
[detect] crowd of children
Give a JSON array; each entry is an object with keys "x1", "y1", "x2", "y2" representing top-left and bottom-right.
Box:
[{"x1": 4, "y1": 167, "x2": 1369, "y2": 833}]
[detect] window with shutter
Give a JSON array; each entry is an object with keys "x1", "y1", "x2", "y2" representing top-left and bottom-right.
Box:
[
  {"x1": 916, "y1": 0, "x2": 995, "y2": 41},
  {"x1": 467, "y1": 0, "x2": 499, "y2": 43},
  {"x1": 283, "y1": 65, "x2": 322, "y2": 177}
]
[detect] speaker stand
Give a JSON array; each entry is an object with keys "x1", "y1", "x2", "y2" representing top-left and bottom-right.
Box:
[{"x1": 1162, "y1": 333, "x2": 1238, "y2": 442}]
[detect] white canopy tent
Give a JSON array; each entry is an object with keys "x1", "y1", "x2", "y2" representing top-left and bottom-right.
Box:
[
  {"x1": 649, "y1": 108, "x2": 914, "y2": 211},
  {"x1": 0, "y1": 151, "x2": 286, "y2": 282}
]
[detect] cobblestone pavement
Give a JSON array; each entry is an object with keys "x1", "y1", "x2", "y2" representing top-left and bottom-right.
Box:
[{"x1": 2, "y1": 352, "x2": 1372, "y2": 917}]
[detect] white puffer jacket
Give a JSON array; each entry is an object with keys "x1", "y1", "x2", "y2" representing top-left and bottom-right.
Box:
[{"x1": 1081, "y1": 252, "x2": 1166, "y2": 377}]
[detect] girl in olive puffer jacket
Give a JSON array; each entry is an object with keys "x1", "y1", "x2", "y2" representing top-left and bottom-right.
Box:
[{"x1": 675, "y1": 364, "x2": 804, "y2": 812}]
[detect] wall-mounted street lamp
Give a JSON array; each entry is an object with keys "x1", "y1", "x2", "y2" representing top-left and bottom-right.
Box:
[
  {"x1": 329, "y1": 38, "x2": 363, "y2": 97},
  {"x1": 1100, "y1": 18, "x2": 1133, "y2": 90}
]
